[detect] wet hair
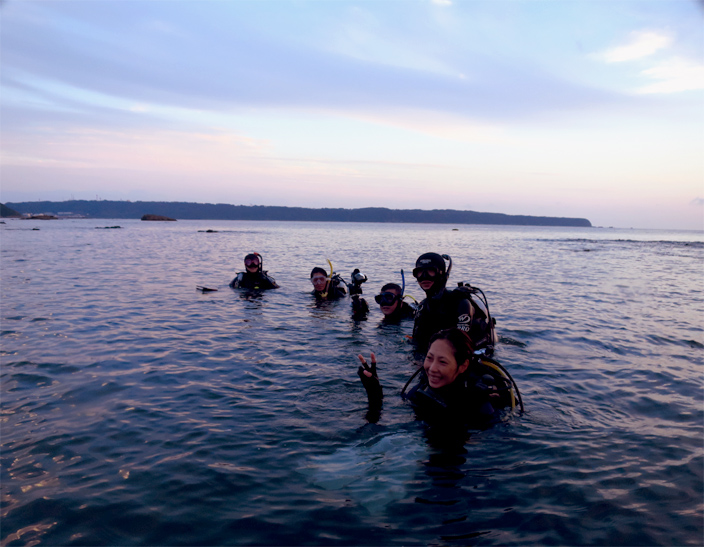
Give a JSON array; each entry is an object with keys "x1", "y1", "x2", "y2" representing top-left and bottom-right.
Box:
[
  {"x1": 427, "y1": 329, "x2": 474, "y2": 368},
  {"x1": 244, "y1": 253, "x2": 260, "y2": 263},
  {"x1": 380, "y1": 283, "x2": 402, "y2": 293},
  {"x1": 310, "y1": 267, "x2": 327, "y2": 278}
]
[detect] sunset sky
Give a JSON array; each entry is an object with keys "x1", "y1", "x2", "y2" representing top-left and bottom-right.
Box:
[{"x1": 1, "y1": 0, "x2": 702, "y2": 229}]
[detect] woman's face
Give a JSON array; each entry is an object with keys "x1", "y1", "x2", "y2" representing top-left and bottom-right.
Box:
[{"x1": 423, "y1": 339, "x2": 468, "y2": 389}]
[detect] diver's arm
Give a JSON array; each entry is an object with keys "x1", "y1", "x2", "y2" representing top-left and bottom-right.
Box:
[
  {"x1": 230, "y1": 272, "x2": 244, "y2": 288},
  {"x1": 357, "y1": 353, "x2": 383, "y2": 422},
  {"x1": 411, "y1": 299, "x2": 431, "y2": 352},
  {"x1": 263, "y1": 273, "x2": 279, "y2": 289},
  {"x1": 351, "y1": 295, "x2": 369, "y2": 320}
]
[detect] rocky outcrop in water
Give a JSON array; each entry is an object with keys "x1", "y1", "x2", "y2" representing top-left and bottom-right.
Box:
[{"x1": 141, "y1": 214, "x2": 176, "y2": 221}]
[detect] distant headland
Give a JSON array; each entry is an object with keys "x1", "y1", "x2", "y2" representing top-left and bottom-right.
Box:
[{"x1": 3, "y1": 200, "x2": 592, "y2": 227}]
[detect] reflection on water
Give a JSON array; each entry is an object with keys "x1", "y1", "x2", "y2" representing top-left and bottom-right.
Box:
[{"x1": 1, "y1": 219, "x2": 702, "y2": 546}]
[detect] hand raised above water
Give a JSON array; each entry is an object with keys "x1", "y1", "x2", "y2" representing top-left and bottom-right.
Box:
[{"x1": 357, "y1": 353, "x2": 382, "y2": 401}]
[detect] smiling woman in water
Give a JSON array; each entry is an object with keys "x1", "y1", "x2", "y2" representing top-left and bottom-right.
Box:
[{"x1": 357, "y1": 328, "x2": 522, "y2": 426}]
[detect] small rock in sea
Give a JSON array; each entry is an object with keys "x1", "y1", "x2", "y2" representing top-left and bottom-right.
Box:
[
  {"x1": 96, "y1": 226, "x2": 122, "y2": 229},
  {"x1": 198, "y1": 229, "x2": 219, "y2": 233},
  {"x1": 141, "y1": 214, "x2": 176, "y2": 221}
]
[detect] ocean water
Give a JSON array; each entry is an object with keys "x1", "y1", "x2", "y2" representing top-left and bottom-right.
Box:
[{"x1": 1, "y1": 218, "x2": 702, "y2": 546}]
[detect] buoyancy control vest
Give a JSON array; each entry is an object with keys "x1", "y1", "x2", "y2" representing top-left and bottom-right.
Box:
[
  {"x1": 313, "y1": 273, "x2": 347, "y2": 301},
  {"x1": 402, "y1": 357, "x2": 521, "y2": 426},
  {"x1": 382, "y1": 300, "x2": 416, "y2": 323},
  {"x1": 412, "y1": 284, "x2": 496, "y2": 355},
  {"x1": 452, "y1": 283, "x2": 496, "y2": 355},
  {"x1": 230, "y1": 271, "x2": 279, "y2": 290}
]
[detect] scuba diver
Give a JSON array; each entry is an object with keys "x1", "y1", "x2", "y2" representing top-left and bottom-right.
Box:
[
  {"x1": 357, "y1": 328, "x2": 522, "y2": 426},
  {"x1": 310, "y1": 266, "x2": 347, "y2": 301},
  {"x1": 348, "y1": 268, "x2": 370, "y2": 320},
  {"x1": 230, "y1": 252, "x2": 279, "y2": 290},
  {"x1": 412, "y1": 252, "x2": 496, "y2": 355},
  {"x1": 375, "y1": 281, "x2": 416, "y2": 324},
  {"x1": 311, "y1": 262, "x2": 370, "y2": 320}
]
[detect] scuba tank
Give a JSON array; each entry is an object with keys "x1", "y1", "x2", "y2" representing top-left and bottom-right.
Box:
[{"x1": 454, "y1": 282, "x2": 496, "y2": 355}]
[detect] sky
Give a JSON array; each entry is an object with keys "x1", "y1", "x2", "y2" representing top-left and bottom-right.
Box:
[{"x1": 1, "y1": 0, "x2": 702, "y2": 230}]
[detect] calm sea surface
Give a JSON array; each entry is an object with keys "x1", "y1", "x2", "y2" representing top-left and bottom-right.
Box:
[{"x1": 1, "y1": 219, "x2": 702, "y2": 546}]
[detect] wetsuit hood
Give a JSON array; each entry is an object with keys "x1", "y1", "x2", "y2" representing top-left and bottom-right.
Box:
[
  {"x1": 245, "y1": 253, "x2": 263, "y2": 273},
  {"x1": 415, "y1": 252, "x2": 448, "y2": 296}
]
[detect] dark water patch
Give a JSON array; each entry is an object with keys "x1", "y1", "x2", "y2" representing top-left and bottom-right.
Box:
[
  {"x1": 541, "y1": 237, "x2": 704, "y2": 248},
  {"x1": 644, "y1": 333, "x2": 702, "y2": 348},
  {"x1": 21, "y1": 361, "x2": 81, "y2": 375},
  {"x1": 2, "y1": 371, "x2": 55, "y2": 390},
  {"x1": 498, "y1": 335, "x2": 527, "y2": 347}
]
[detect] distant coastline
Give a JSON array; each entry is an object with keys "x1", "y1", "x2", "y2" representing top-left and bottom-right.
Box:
[{"x1": 3, "y1": 200, "x2": 592, "y2": 227}]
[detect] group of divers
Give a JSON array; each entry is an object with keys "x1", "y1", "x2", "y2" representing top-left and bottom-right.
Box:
[{"x1": 222, "y1": 251, "x2": 523, "y2": 429}]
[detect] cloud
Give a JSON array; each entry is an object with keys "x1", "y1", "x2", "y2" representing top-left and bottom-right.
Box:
[
  {"x1": 690, "y1": 198, "x2": 704, "y2": 207},
  {"x1": 431, "y1": 0, "x2": 453, "y2": 5},
  {"x1": 602, "y1": 30, "x2": 671, "y2": 63},
  {"x1": 0, "y1": 0, "x2": 628, "y2": 128},
  {"x1": 597, "y1": 29, "x2": 703, "y2": 94},
  {"x1": 637, "y1": 57, "x2": 704, "y2": 93}
]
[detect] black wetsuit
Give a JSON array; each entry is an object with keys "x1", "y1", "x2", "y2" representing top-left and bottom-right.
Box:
[
  {"x1": 412, "y1": 288, "x2": 494, "y2": 355},
  {"x1": 230, "y1": 271, "x2": 278, "y2": 290},
  {"x1": 358, "y1": 358, "x2": 515, "y2": 426},
  {"x1": 403, "y1": 366, "x2": 512, "y2": 426},
  {"x1": 381, "y1": 301, "x2": 416, "y2": 324},
  {"x1": 313, "y1": 281, "x2": 347, "y2": 301}
]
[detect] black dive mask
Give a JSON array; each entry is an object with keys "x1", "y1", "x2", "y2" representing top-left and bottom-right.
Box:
[
  {"x1": 375, "y1": 292, "x2": 400, "y2": 306},
  {"x1": 412, "y1": 267, "x2": 439, "y2": 281}
]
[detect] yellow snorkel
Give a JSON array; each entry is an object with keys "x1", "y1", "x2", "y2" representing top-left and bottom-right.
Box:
[{"x1": 321, "y1": 258, "x2": 333, "y2": 298}]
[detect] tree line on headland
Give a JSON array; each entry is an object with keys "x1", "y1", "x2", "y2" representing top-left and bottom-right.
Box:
[{"x1": 2, "y1": 200, "x2": 592, "y2": 227}]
